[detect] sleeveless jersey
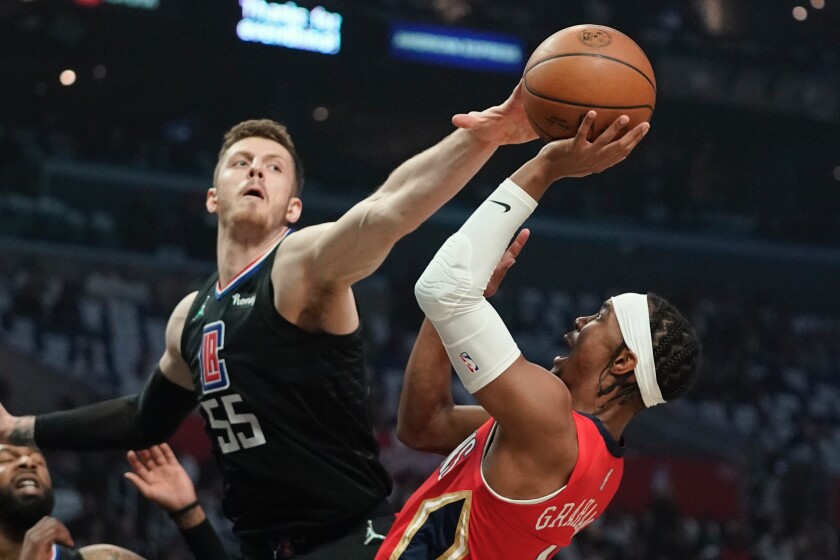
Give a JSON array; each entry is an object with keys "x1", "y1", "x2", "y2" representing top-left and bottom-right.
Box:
[
  {"x1": 181, "y1": 233, "x2": 391, "y2": 538},
  {"x1": 54, "y1": 544, "x2": 83, "y2": 560},
  {"x1": 376, "y1": 412, "x2": 624, "y2": 560}
]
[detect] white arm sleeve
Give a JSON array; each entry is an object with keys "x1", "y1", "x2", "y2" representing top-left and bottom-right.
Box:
[{"x1": 415, "y1": 179, "x2": 537, "y2": 393}]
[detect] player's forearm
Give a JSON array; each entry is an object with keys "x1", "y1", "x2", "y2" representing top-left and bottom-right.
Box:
[
  {"x1": 35, "y1": 367, "x2": 195, "y2": 450},
  {"x1": 372, "y1": 128, "x2": 498, "y2": 235},
  {"x1": 397, "y1": 319, "x2": 456, "y2": 448},
  {"x1": 175, "y1": 507, "x2": 231, "y2": 560},
  {"x1": 35, "y1": 396, "x2": 158, "y2": 450}
]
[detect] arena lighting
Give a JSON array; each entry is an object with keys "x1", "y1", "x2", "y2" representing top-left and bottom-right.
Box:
[
  {"x1": 73, "y1": 0, "x2": 160, "y2": 9},
  {"x1": 810, "y1": 0, "x2": 825, "y2": 8},
  {"x1": 59, "y1": 69, "x2": 77, "y2": 86},
  {"x1": 389, "y1": 22, "x2": 523, "y2": 73},
  {"x1": 236, "y1": 0, "x2": 343, "y2": 55},
  {"x1": 792, "y1": 6, "x2": 808, "y2": 20}
]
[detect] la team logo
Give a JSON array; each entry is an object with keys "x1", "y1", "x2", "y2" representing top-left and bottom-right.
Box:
[{"x1": 199, "y1": 321, "x2": 230, "y2": 394}]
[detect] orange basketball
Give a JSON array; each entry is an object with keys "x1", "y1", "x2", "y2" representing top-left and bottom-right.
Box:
[{"x1": 522, "y1": 24, "x2": 656, "y2": 142}]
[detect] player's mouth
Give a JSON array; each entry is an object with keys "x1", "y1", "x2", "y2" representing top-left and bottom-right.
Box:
[
  {"x1": 242, "y1": 184, "x2": 266, "y2": 200},
  {"x1": 11, "y1": 474, "x2": 42, "y2": 496}
]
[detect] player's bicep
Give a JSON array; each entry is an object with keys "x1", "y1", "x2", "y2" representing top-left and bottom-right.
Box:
[
  {"x1": 473, "y1": 357, "x2": 574, "y2": 447},
  {"x1": 307, "y1": 198, "x2": 400, "y2": 286},
  {"x1": 160, "y1": 292, "x2": 197, "y2": 391}
]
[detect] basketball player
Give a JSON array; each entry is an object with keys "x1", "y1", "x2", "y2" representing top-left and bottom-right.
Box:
[
  {"x1": 377, "y1": 111, "x2": 702, "y2": 559},
  {"x1": 0, "y1": 444, "x2": 144, "y2": 560},
  {"x1": 0, "y1": 83, "x2": 541, "y2": 559}
]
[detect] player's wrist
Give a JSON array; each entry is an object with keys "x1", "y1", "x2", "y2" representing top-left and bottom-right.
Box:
[
  {"x1": 8, "y1": 415, "x2": 36, "y2": 446},
  {"x1": 169, "y1": 500, "x2": 204, "y2": 529}
]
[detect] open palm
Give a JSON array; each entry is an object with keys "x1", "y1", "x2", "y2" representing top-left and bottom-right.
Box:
[{"x1": 124, "y1": 443, "x2": 197, "y2": 513}]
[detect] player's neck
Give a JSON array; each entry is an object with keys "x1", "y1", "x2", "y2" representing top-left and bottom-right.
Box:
[
  {"x1": 216, "y1": 226, "x2": 288, "y2": 287},
  {"x1": 592, "y1": 405, "x2": 633, "y2": 442}
]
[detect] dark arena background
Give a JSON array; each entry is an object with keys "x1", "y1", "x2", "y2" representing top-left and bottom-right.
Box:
[{"x1": 1, "y1": 0, "x2": 839, "y2": 558}]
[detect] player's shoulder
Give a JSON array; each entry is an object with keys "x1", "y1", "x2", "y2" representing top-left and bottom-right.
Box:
[
  {"x1": 78, "y1": 544, "x2": 146, "y2": 560},
  {"x1": 282, "y1": 222, "x2": 335, "y2": 247},
  {"x1": 171, "y1": 291, "x2": 200, "y2": 319},
  {"x1": 273, "y1": 223, "x2": 337, "y2": 266}
]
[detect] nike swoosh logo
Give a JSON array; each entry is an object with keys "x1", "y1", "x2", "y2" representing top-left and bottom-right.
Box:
[{"x1": 490, "y1": 200, "x2": 511, "y2": 213}]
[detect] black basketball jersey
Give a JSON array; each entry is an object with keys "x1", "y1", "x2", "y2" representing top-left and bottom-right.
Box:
[
  {"x1": 54, "y1": 544, "x2": 83, "y2": 560},
  {"x1": 181, "y1": 232, "x2": 392, "y2": 538}
]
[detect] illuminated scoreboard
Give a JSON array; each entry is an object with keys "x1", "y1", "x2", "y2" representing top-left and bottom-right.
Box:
[{"x1": 236, "y1": 0, "x2": 343, "y2": 55}]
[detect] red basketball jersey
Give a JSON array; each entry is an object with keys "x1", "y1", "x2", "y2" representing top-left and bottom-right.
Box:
[{"x1": 376, "y1": 412, "x2": 624, "y2": 560}]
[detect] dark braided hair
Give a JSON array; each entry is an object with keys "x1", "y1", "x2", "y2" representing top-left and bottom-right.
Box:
[
  {"x1": 647, "y1": 293, "x2": 701, "y2": 401},
  {"x1": 597, "y1": 293, "x2": 701, "y2": 407}
]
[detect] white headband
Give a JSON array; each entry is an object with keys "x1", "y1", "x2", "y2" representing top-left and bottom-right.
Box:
[{"x1": 610, "y1": 293, "x2": 664, "y2": 408}]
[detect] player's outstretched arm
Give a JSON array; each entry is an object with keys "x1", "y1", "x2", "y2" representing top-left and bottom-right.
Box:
[
  {"x1": 414, "y1": 113, "x2": 646, "y2": 473},
  {"x1": 0, "y1": 294, "x2": 198, "y2": 450},
  {"x1": 293, "y1": 83, "x2": 537, "y2": 291},
  {"x1": 398, "y1": 229, "x2": 530, "y2": 455},
  {"x1": 125, "y1": 443, "x2": 230, "y2": 560}
]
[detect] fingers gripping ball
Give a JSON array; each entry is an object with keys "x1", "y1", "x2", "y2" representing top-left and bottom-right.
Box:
[{"x1": 522, "y1": 24, "x2": 656, "y2": 142}]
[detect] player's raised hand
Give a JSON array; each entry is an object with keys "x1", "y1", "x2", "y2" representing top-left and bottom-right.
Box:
[
  {"x1": 539, "y1": 110, "x2": 650, "y2": 179},
  {"x1": 485, "y1": 229, "x2": 530, "y2": 299},
  {"x1": 124, "y1": 443, "x2": 197, "y2": 514},
  {"x1": 20, "y1": 517, "x2": 74, "y2": 560},
  {"x1": 452, "y1": 81, "x2": 539, "y2": 146}
]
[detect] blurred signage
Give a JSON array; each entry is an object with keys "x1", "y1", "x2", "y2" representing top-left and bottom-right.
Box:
[
  {"x1": 74, "y1": 0, "x2": 160, "y2": 9},
  {"x1": 237, "y1": 0, "x2": 343, "y2": 55},
  {"x1": 658, "y1": 54, "x2": 839, "y2": 123},
  {"x1": 389, "y1": 22, "x2": 523, "y2": 73}
]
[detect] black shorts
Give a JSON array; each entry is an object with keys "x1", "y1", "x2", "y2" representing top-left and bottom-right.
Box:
[{"x1": 239, "y1": 505, "x2": 394, "y2": 560}]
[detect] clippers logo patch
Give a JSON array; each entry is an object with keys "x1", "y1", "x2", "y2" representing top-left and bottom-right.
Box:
[
  {"x1": 199, "y1": 321, "x2": 230, "y2": 394},
  {"x1": 459, "y1": 352, "x2": 479, "y2": 374}
]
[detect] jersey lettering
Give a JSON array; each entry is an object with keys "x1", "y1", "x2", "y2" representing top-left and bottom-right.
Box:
[
  {"x1": 535, "y1": 499, "x2": 598, "y2": 534},
  {"x1": 200, "y1": 321, "x2": 230, "y2": 393},
  {"x1": 201, "y1": 393, "x2": 267, "y2": 454},
  {"x1": 438, "y1": 433, "x2": 477, "y2": 481}
]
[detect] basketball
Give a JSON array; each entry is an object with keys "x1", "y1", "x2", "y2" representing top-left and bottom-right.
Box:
[{"x1": 522, "y1": 24, "x2": 656, "y2": 142}]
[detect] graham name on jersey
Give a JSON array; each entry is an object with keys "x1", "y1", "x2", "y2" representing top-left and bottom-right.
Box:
[{"x1": 535, "y1": 499, "x2": 598, "y2": 534}]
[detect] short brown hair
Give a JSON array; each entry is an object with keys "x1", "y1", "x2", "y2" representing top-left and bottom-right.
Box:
[{"x1": 216, "y1": 119, "x2": 305, "y2": 195}]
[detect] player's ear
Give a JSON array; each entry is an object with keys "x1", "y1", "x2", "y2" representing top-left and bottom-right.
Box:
[
  {"x1": 206, "y1": 187, "x2": 218, "y2": 214},
  {"x1": 610, "y1": 347, "x2": 637, "y2": 375},
  {"x1": 285, "y1": 197, "x2": 302, "y2": 224}
]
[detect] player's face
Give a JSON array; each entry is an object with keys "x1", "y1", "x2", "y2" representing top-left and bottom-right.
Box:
[
  {"x1": 0, "y1": 444, "x2": 55, "y2": 530},
  {"x1": 551, "y1": 300, "x2": 626, "y2": 386},
  {"x1": 209, "y1": 137, "x2": 302, "y2": 233}
]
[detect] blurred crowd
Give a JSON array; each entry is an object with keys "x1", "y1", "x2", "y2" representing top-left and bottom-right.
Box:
[{"x1": 0, "y1": 255, "x2": 837, "y2": 559}]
